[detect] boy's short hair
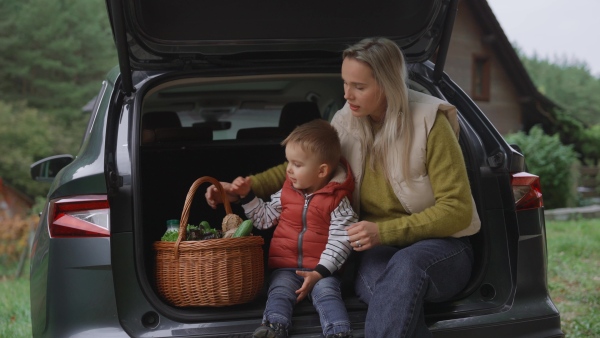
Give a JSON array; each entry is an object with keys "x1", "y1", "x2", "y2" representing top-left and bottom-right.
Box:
[{"x1": 281, "y1": 119, "x2": 341, "y2": 168}]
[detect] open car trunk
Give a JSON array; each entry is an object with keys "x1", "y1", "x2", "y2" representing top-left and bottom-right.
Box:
[{"x1": 128, "y1": 65, "x2": 492, "y2": 334}]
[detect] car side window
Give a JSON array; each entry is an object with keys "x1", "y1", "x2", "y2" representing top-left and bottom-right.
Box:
[{"x1": 81, "y1": 81, "x2": 108, "y2": 146}]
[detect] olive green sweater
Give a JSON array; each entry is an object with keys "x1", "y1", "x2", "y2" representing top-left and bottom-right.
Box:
[{"x1": 251, "y1": 113, "x2": 472, "y2": 246}]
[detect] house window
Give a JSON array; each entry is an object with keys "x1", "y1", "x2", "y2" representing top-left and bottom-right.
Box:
[{"x1": 472, "y1": 55, "x2": 491, "y2": 101}]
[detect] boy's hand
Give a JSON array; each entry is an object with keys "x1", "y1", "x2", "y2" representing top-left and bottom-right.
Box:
[
  {"x1": 295, "y1": 270, "x2": 323, "y2": 302},
  {"x1": 230, "y1": 176, "x2": 252, "y2": 198},
  {"x1": 205, "y1": 181, "x2": 239, "y2": 209}
]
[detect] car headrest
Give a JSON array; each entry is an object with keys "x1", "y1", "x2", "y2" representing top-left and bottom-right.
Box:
[
  {"x1": 278, "y1": 102, "x2": 322, "y2": 135},
  {"x1": 142, "y1": 111, "x2": 181, "y2": 129}
]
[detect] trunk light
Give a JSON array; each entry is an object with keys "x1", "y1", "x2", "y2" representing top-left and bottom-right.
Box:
[
  {"x1": 511, "y1": 172, "x2": 543, "y2": 210},
  {"x1": 49, "y1": 195, "x2": 110, "y2": 238}
]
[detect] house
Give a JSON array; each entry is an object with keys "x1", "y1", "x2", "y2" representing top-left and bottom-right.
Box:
[
  {"x1": 443, "y1": 0, "x2": 557, "y2": 135},
  {"x1": 0, "y1": 178, "x2": 34, "y2": 220}
]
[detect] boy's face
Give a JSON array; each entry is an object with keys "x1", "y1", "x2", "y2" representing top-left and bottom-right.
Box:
[{"x1": 285, "y1": 142, "x2": 328, "y2": 194}]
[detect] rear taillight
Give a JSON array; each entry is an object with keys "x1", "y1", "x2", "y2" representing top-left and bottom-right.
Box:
[
  {"x1": 511, "y1": 172, "x2": 544, "y2": 210},
  {"x1": 49, "y1": 195, "x2": 110, "y2": 238}
]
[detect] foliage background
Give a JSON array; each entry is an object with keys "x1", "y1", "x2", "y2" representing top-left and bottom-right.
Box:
[
  {"x1": 0, "y1": 0, "x2": 116, "y2": 119},
  {"x1": 520, "y1": 52, "x2": 600, "y2": 127},
  {"x1": 0, "y1": 215, "x2": 37, "y2": 267},
  {"x1": 0, "y1": 0, "x2": 117, "y2": 201},
  {"x1": 517, "y1": 49, "x2": 600, "y2": 165}
]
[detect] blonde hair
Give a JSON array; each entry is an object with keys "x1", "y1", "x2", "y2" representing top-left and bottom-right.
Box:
[
  {"x1": 343, "y1": 37, "x2": 413, "y2": 182},
  {"x1": 282, "y1": 119, "x2": 341, "y2": 169}
]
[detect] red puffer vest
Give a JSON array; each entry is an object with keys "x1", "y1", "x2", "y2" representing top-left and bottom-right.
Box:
[{"x1": 268, "y1": 159, "x2": 354, "y2": 270}]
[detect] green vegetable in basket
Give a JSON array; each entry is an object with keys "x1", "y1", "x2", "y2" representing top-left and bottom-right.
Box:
[
  {"x1": 161, "y1": 230, "x2": 179, "y2": 242},
  {"x1": 201, "y1": 228, "x2": 222, "y2": 240},
  {"x1": 232, "y1": 219, "x2": 253, "y2": 237},
  {"x1": 200, "y1": 221, "x2": 211, "y2": 231},
  {"x1": 185, "y1": 224, "x2": 202, "y2": 240}
]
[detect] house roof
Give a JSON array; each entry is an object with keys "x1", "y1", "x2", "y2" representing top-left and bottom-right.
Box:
[
  {"x1": 0, "y1": 178, "x2": 34, "y2": 206},
  {"x1": 464, "y1": 0, "x2": 560, "y2": 128}
]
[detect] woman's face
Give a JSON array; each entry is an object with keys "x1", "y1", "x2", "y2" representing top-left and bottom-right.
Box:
[{"x1": 342, "y1": 57, "x2": 387, "y2": 121}]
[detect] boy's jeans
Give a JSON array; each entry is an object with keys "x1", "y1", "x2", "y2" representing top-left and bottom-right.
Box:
[
  {"x1": 355, "y1": 237, "x2": 474, "y2": 338},
  {"x1": 264, "y1": 268, "x2": 352, "y2": 336}
]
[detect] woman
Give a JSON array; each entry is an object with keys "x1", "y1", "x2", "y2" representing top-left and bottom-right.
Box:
[{"x1": 206, "y1": 37, "x2": 480, "y2": 337}]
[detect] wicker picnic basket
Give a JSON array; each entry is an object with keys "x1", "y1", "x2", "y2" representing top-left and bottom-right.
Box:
[{"x1": 153, "y1": 176, "x2": 264, "y2": 307}]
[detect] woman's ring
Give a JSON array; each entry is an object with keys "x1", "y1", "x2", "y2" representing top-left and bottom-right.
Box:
[{"x1": 356, "y1": 240, "x2": 361, "y2": 247}]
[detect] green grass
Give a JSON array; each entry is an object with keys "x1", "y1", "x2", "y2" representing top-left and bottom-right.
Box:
[
  {"x1": 1, "y1": 219, "x2": 598, "y2": 337},
  {"x1": 546, "y1": 218, "x2": 600, "y2": 337},
  {"x1": 0, "y1": 263, "x2": 31, "y2": 338}
]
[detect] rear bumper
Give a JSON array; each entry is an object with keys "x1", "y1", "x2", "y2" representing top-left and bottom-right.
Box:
[{"x1": 433, "y1": 311, "x2": 563, "y2": 338}]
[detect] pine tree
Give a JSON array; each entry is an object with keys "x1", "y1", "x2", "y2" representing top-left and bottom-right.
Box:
[{"x1": 0, "y1": 0, "x2": 117, "y2": 122}]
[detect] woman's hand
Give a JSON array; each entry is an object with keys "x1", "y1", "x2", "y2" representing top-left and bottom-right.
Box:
[
  {"x1": 348, "y1": 220, "x2": 381, "y2": 251},
  {"x1": 295, "y1": 270, "x2": 322, "y2": 302},
  {"x1": 204, "y1": 181, "x2": 240, "y2": 209}
]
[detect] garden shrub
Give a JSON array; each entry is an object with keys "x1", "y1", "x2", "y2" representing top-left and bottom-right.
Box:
[
  {"x1": 580, "y1": 124, "x2": 600, "y2": 165},
  {"x1": 504, "y1": 125, "x2": 578, "y2": 209},
  {"x1": 0, "y1": 214, "x2": 38, "y2": 270}
]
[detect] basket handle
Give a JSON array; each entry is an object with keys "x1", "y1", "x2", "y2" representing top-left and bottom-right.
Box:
[{"x1": 173, "y1": 176, "x2": 233, "y2": 258}]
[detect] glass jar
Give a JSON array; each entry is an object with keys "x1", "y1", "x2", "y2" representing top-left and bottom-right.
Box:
[{"x1": 166, "y1": 219, "x2": 179, "y2": 232}]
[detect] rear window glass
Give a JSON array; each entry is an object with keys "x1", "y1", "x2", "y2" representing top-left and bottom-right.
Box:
[{"x1": 178, "y1": 108, "x2": 281, "y2": 141}]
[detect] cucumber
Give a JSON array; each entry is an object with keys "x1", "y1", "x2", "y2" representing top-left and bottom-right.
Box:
[{"x1": 232, "y1": 219, "x2": 253, "y2": 238}]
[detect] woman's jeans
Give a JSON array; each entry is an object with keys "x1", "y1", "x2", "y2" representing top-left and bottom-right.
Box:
[
  {"x1": 264, "y1": 268, "x2": 352, "y2": 336},
  {"x1": 355, "y1": 237, "x2": 473, "y2": 338}
]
